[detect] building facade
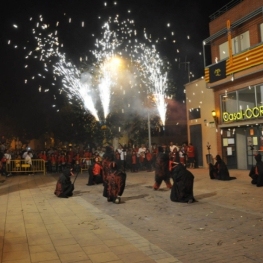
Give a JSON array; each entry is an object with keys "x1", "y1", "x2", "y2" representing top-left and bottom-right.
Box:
[
  {"x1": 203, "y1": 0, "x2": 263, "y2": 169},
  {"x1": 185, "y1": 78, "x2": 218, "y2": 168}
]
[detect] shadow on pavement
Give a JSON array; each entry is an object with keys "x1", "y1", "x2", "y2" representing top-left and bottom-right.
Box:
[
  {"x1": 195, "y1": 191, "x2": 217, "y2": 200},
  {"x1": 121, "y1": 194, "x2": 149, "y2": 202}
]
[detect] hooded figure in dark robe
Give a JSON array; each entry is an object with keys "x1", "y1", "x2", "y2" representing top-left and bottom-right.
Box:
[
  {"x1": 170, "y1": 163, "x2": 195, "y2": 203},
  {"x1": 153, "y1": 146, "x2": 172, "y2": 190},
  {"x1": 54, "y1": 168, "x2": 74, "y2": 198},
  {"x1": 209, "y1": 155, "x2": 236, "y2": 180},
  {"x1": 101, "y1": 146, "x2": 114, "y2": 182},
  {"x1": 102, "y1": 161, "x2": 126, "y2": 204},
  {"x1": 249, "y1": 153, "x2": 263, "y2": 187}
]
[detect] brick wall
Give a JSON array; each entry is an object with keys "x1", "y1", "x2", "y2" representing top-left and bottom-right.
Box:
[
  {"x1": 210, "y1": 14, "x2": 263, "y2": 61},
  {"x1": 209, "y1": 0, "x2": 263, "y2": 34}
]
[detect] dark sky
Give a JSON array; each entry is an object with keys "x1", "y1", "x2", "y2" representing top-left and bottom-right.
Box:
[{"x1": 0, "y1": 0, "x2": 231, "y2": 136}]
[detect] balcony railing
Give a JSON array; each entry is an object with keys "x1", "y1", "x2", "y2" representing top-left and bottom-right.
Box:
[
  {"x1": 205, "y1": 43, "x2": 263, "y2": 83},
  {"x1": 209, "y1": 0, "x2": 243, "y2": 21}
]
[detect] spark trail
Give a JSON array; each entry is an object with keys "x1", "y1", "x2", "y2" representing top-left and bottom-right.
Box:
[
  {"x1": 20, "y1": 15, "x2": 100, "y2": 120},
  {"x1": 9, "y1": 14, "x2": 170, "y2": 126},
  {"x1": 134, "y1": 44, "x2": 168, "y2": 126}
]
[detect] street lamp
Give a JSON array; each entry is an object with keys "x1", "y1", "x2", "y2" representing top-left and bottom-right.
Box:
[
  {"x1": 147, "y1": 111, "x2": 152, "y2": 151},
  {"x1": 212, "y1": 110, "x2": 218, "y2": 126}
]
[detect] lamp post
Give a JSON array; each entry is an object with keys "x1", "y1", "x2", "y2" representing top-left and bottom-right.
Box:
[{"x1": 147, "y1": 111, "x2": 152, "y2": 151}]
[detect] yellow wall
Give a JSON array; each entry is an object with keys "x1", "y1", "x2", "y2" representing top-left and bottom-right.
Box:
[{"x1": 185, "y1": 78, "x2": 218, "y2": 168}]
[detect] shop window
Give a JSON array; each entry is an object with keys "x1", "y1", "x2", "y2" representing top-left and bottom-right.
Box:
[
  {"x1": 221, "y1": 84, "x2": 263, "y2": 123},
  {"x1": 255, "y1": 84, "x2": 263, "y2": 106},
  {"x1": 238, "y1": 86, "x2": 256, "y2": 111},
  {"x1": 221, "y1": 91, "x2": 237, "y2": 114}
]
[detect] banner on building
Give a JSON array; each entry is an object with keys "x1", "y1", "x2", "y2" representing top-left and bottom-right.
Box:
[{"x1": 209, "y1": 60, "x2": 226, "y2": 83}]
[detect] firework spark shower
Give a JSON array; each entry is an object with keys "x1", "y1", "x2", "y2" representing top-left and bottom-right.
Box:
[{"x1": 8, "y1": 12, "x2": 170, "y2": 124}]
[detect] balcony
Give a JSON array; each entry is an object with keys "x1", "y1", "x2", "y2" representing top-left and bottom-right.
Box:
[{"x1": 205, "y1": 43, "x2": 263, "y2": 84}]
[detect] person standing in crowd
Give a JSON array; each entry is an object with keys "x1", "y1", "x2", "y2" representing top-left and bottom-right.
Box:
[
  {"x1": 249, "y1": 153, "x2": 263, "y2": 187},
  {"x1": 83, "y1": 148, "x2": 92, "y2": 169},
  {"x1": 187, "y1": 143, "x2": 195, "y2": 168},
  {"x1": 169, "y1": 142, "x2": 176, "y2": 153},
  {"x1": 131, "y1": 150, "x2": 138, "y2": 172},
  {"x1": 179, "y1": 144, "x2": 186, "y2": 164},
  {"x1": 169, "y1": 146, "x2": 178, "y2": 163},
  {"x1": 74, "y1": 153, "x2": 81, "y2": 173},
  {"x1": 117, "y1": 144, "x2": 126, "y2": 171},
  {"x1": 25, "y1": 151, "x2": 33, "y2": 174},
  {"x1": 170, "y1": 163, "x2": 195, "y2": 203},
  {"x1": 145, "y1": 148, "x2": 153, "y2": 172},
  {"x1": 0, "y1": 152, "x2": 9, "y2": 177},
  {"x1": 125, "y1": 148, "x2": 132, "y2": 171},
  {"x1": 54, "y1": 168, "x2": 75, "y2": 198},
  {"x1": 2, "y1": 150, "x2": 12, "y2": 176},
  {"x1": 138, "y1": 144, "x2": 146, "y2": 171},
  {"x1": 153, "y1": 146, "x2": 172, "y2": 190},
  {"x1": 87, "y1": 157, "x2": 103, "y2": 185}
]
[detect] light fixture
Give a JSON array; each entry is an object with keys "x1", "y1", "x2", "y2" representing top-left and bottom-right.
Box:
[{"x1": 212, "y1": 110, "x2": 218, "y2": 126}]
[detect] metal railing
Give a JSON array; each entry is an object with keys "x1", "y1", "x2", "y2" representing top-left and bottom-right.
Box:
[
  {"x1": 209, "y1": 0, "x2": 243, "y2": 21},
  {"x1": 6, "y1": 159, "x2": 46, "y2": 175},
  {"x1": 80, "y1": 158, "x2": 92, "y2": 174}
]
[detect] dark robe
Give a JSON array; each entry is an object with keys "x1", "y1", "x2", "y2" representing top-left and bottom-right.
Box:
[
  {"x1": 209, "y1": 159, "x2": 236, "y2": 181},
  {"x1": 154, "y1": 150, "x2": 172, "y2": 189},
  {"x1": 170, "y1": 163, "x2": 195, "y2": 203},
  {"x1": 54, "y1": 169, "x2": 74, "y2": 198},
  {"x1": 249, "y1": 161, "x2": 263, "y2": 187},
  {"x1": 102, "y1": 147, "x2": 126, "y2": 203},
  {"x1": 102, "y1": 164, "x2": 126, "y2": 203}
]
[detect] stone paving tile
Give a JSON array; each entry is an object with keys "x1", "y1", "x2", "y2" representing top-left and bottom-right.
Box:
[
  {"x1": 29, "y1": 244, "x2": 56, "y2": 254},
  {"x1": 30, "y1": 251, "x2": 60, "y2": 263},
  {"x1": 2, "y1": 250, "x2": 30, "y2": 262},
  {"x1": 1, "y1": 168, "x2": 263, "y2": 263},
  {"x1": 88, "y1": 251, "x2": 120, "y2": 263},
  {"x1": 81, "y1": 244, "x2": 111, "y2": 254},
  {"x1": 58, "y1": 251, "x2": 90, "y2": 263}
]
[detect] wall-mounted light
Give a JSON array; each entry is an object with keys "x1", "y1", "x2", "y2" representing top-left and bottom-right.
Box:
[
  {"x1": 212, "y1": 110, "x2": 218, "y2": 126},
  {"x1": 250, "y1": 128, "x2": 254, "y2": 136}
]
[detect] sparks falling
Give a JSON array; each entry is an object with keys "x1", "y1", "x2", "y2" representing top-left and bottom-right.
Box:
[{"x1": 9, "y1": 13, "x2": 171, "y2": 126}]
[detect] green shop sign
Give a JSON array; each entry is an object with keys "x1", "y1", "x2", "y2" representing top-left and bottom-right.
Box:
[{"x1": 223, "y1": 106, "x2": 263, "y2": 122}]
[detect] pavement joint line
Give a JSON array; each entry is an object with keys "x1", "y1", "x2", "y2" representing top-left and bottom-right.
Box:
[{"x1": 73, "y1": 196, "x2": 183, "y2": 263}]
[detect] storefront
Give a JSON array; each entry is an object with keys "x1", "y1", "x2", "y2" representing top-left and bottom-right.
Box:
[{"x1": 218, "y1": 83, "x2": 263, "y2": 169}]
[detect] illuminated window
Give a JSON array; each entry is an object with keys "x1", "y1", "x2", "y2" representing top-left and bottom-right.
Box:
[{"x1": 219, "y1": 31, "x2": 250, "y2": 61}]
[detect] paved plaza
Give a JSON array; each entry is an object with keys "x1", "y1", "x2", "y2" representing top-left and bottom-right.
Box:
[{"x1": 0, "y1": 167, "x2": 263, "y2": 263}]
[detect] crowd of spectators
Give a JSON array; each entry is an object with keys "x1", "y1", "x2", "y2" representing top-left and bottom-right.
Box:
[{"x1": 0, "y1": 138, "x2": 196, "y2": 176}]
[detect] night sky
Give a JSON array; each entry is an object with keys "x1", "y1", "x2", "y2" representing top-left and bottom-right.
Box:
[{"x1": 0, "y1": 0, "x2": 231, "y2": 138}]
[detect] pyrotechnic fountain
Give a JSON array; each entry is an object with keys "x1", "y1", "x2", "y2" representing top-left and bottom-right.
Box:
[
  {"x1": 135, "y1": 44, "x2": 168, "y2": 128},
  {"x1": 8, "y1": 14, "x2": 170, "y2": 135}
]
